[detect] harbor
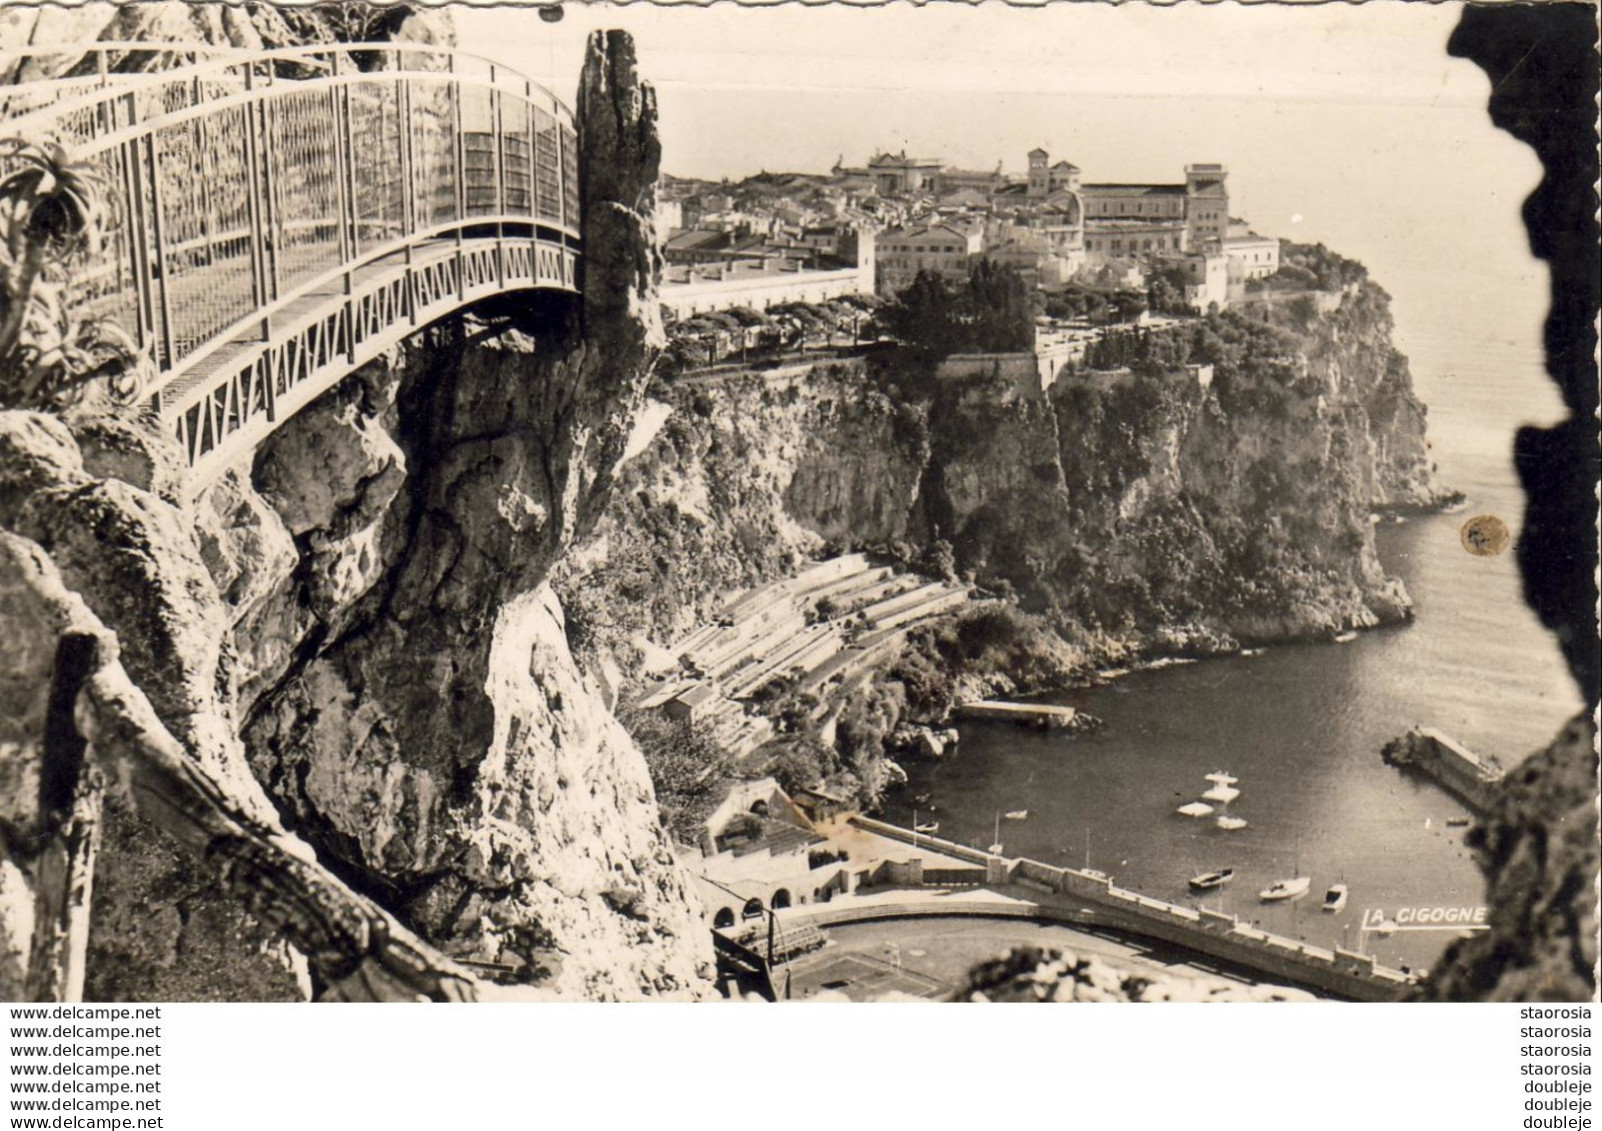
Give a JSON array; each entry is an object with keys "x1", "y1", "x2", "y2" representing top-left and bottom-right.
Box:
[{"x1": 707, "y1": 812, "x2": 1415, "y2": 1001}]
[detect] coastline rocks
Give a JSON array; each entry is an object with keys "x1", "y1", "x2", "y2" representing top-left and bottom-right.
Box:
[
  {"x1": 1148, "y1": 623, "x2": 1240, "y2": 658},
  {"x1": 890, "y1": 724, "x2": 960, "y2": 761}
]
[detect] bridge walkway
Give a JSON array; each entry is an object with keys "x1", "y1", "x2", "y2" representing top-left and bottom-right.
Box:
[{"x1": 2, "y1": 42, "x2": 584, "y2": 493}]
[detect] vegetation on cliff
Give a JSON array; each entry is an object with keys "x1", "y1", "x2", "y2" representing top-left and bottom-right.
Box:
[{"x1": 883, "y1": 261, "x2": 1037, "y2": 360}]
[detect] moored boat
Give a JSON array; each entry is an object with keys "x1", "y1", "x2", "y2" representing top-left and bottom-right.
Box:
[
  {"x1": 1004, "y1": 810, "x2": 1029, "y2": 820},
  {"x1": 1259, "y1": 876, "x2": 1311, "y2": 902},
  {"x1": 914, "y1": 821, "x2": 939, "y2": 834},
  {"x1": 1321, "y1": 883, "x2": 1348, "y2": 912},
  {"x1": 1216, "y1": 815, "x2": 1249, "y2": 831},
  {"x1": 1201, "y1": 771, "x2": 1241, "y2": 803},
  {"x1": 1189, "y1": 867, "x2": 1235, "y2": 891},
  {"x1": 1176, "y1": 801, "x2": 1215, "y2": 818}
]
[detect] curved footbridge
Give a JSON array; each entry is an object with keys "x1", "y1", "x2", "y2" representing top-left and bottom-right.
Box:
[
  {"x1": 4, "y1": 43, "x2": 582, "y2": 495},
  {"x1": 761, "y1": 817, "x2": 1418, "y2": 1002}
]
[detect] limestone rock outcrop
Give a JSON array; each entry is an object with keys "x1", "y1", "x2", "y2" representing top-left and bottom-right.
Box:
[
  {"x1": 0, "y1": 29, "x2": 711, "y2": 1001},
  {"x1": 562, "y1": 274, "x2": 1440, "y2": 688},
  {"x1": 1419, "y1": 5, "x2": 1599, "y2": 1002},
  {"x1": 0, "y1": 416, "x2": 307, "y2": 1001},
  {"x1": 231, "y1": 32, "x2": 707, "y2": 999}
]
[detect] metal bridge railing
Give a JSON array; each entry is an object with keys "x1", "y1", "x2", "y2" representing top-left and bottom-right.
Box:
[
  {"x1": 0, "y1": 41, "x2": 245, "y2": 119},
  {"x1": 2, "y1": 43, "x2": 581, "y2": 406}
]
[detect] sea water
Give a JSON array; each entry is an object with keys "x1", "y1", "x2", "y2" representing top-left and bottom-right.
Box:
[{"x1": 891, "y1": 267, "x2": 1584, "y2": 976}]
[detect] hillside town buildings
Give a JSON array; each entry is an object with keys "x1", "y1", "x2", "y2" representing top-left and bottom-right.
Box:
[
  {"x1": 656, "y1": 145, "x2": 1282, "y2": 318},
  {"x1": 875, "y1": 221, "x2": 985, "y2": 292}
]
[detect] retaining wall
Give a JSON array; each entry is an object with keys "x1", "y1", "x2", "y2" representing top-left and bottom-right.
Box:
[{"x1": 1000, "y1": 858, "x2": 1410, "y2": 1001}]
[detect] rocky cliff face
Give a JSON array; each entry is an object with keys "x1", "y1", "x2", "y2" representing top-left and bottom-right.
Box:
[
  {"x1": 564, "y1": 278, "x2": 1439, "y2": 681},
  {"x1": 556, "y1": 368, "x2": 927, "y2": 672},
  {"x1": 0, "y1": 30, "x2": 712, "y2": 1000}
]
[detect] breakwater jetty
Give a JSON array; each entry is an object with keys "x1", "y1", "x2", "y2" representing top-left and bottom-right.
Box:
[
  {"x1": 840, "y1": 816, "x2": 1415, "y2": 1001},
  {"x1": 955, "y1": 700, "x2": 1078, "y2": 730},
  {"x1": 1381, "y1": 726, "x2": 1505, "y2": 815}
]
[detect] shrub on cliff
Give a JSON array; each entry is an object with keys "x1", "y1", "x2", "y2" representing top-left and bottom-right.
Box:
[
  {"x1": 882, "y1": 260, "x2": 1037, "y2": 361},
  {"x1": 617, "y1": 708, "x2": 731, "y2": 844},
  {"x1": 766, "y1": 733, "x2": 837, "y2": 796},
  {"x1": 0, "y1": 140, "x2": 147, "y2": 410},
  {"x1": 891, "y1": 606, "x2": 1080, "y2": 718},
  {"x1": 1277, "y1": 241, "x2": 1368, "y2": 291}
]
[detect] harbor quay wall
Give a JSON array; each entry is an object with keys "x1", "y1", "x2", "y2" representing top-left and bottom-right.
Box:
[
  {"x1": 848, "y1": 816, "x2": 1009, "y2": 879},
  {"x1": 1003, "y1": 859, "x2": 1411, "y2": 1002},
  {"x1": 1382, "y1": 727, "x2": 1504, "y2": 815},
  {"x1": 841, "y1": 819, "x2": 1411, "y2": 999},
  {"x1": 955, "y1": 700, "x2": 1077, "y2": 728}
]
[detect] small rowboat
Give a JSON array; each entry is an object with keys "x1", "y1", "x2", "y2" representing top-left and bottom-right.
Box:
[{"x1": 1189, "y1": 867, "x2": 1235, "y2": 891}]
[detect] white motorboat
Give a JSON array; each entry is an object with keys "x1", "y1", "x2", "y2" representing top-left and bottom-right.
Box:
[
  {"x1": 1004, "y1": 810, "x2": 1029, "y2": 820},
  {"x1": 1202, "y1": 771, "x2": 1241, "y2": 803},
  {"x1": 1321, "y1": 883, "x2": 1349, "y2": 913},
  {"x1": 1259, "y1": 876, "x2": 1312, "y2": 902},
  {"x1": 1216, "y1": 815, "x2": 1249, "y2": 831},
  {"x1": 1334, "y1": 631, "x2": 1358, "y2": 643},
  {"x1": 1176, "y1": 801, "x2": 1215, "y2": 818},
  {"x1": 1260, "y1": 837, "x2": 1309, "y2": 902},
  {"x1": 914, "y1": 821, "x2": 939, "y2": 834}
]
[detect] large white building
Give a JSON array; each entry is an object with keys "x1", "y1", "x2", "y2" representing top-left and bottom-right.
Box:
[
  {"x1": 875, "y1": 221, "x2": 984, "y2": 293},
  {"x1": 1222, "y1": 221, "x2": 1281, "y2": 280}
]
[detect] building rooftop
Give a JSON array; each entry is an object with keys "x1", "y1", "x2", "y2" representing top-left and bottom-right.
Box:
[
  {"x1": 869, "y1": 151, "x2": 943, "y2": 169},
  {"x1": 664, "y1": 228, "x2": 732, "y2": 252},
  {"x1": 673, "y1": 682, "x2": 722, "y2": 709},
  {"x1": 1083, "y1": 183, "x2": 1188, "y2": 196},
  {"x1": 1084, "y1": 217, "x2": 1188, "y2": 230}
]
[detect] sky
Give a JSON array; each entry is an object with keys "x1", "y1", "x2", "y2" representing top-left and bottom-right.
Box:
[
  {"x1": 455, "y1": 2, "x2": 1493, "y2": 114},
  {"x1": 454, "y1": 1, "x2": 1561, "y2": 432}
]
